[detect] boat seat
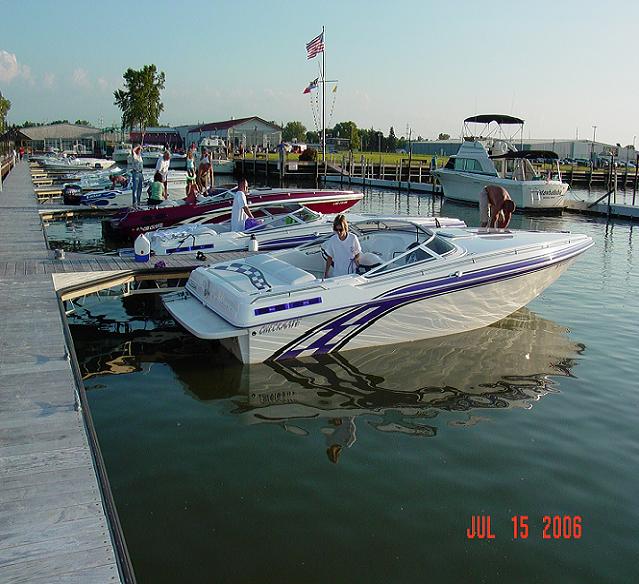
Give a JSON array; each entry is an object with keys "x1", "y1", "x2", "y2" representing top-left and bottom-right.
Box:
[{"x1": 361, "y1": 234, "x2": 410, "y2": 262}]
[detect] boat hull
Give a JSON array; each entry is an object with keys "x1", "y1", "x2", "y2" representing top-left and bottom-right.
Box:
[
  {"x1": 169, "y1": 256, "x2": 576, "y2": 364},
  {"x1": 434, "y1": 169, "x2": 568, "y2": 211}
]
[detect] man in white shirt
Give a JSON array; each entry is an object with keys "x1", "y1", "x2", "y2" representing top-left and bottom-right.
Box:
[
  {"x1": 231, "y1": 178, "x2": 254, "y2": 232},
  {"x1": 155, "y1": 150, "x2": 171, "y2": 197}
]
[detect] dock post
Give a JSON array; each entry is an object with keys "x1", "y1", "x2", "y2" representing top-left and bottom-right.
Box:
[
  {"x1": 418, "y1": 161, "x2": 423, "y2": 184},
  {"x1": 633, "y1": 154, "x2": 638, "y2": 205},
  {"x1": 398, "y1": 159, "x2": 403, "y2": 191}
]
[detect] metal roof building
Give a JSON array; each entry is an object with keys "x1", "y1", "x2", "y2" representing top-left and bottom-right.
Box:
[
  {"x1": 177, "y1": 116, "x2": 282, "y2": 150},
  {"x1": 19, "y1": 123, "x2": 102, "y2": 152}
]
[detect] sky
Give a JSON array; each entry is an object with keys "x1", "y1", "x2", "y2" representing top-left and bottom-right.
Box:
[{"x1": 1, "y1": 0, "x2": 638, "y2": 145}]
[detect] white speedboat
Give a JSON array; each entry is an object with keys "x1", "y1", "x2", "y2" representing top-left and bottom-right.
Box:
[
  {"x1": 63, "y1": 169, "x2": 188, "y2": 204},
  {"x1": 41, "y1": 156, "x2": 116, "y2": 171},
  {"x1": 434, "y1": 114, "x2": 568, "y2": 211},
  {"x1": 159, "y1": 216, "x2": 594, "y2": 365},
  {"x1": 147, "y1": 205, "x2": 335, "y2": 256}
]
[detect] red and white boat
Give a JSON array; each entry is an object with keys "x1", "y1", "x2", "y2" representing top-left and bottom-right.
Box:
[{"x1": 102, "y1": 187, "x2": 363, "y2": 241}]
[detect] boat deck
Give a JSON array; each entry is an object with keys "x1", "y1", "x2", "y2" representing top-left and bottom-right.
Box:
[{"x1": 0, "y1": 162, "x2": 251, "y2": 582}]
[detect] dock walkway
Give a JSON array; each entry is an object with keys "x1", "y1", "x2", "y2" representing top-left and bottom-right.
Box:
[
  {"x1": 1, "y1": 161, "x2": 252, "y2": 583},
  {"x1": 0, "y1": 162, "x2": 125, "y2": 583}
]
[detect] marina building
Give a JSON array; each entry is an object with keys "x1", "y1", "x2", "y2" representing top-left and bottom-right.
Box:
[
  {"x1": 15, "y1": 122, "x2": 102, "y2": 153},
  {"x1": 177, "y1": 116, "x2": 282, "y2": 150},
  {"x1": 129, "y1": 127, "x2": 183, "y2": 149}
]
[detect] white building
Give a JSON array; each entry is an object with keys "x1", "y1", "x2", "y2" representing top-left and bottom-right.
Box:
[{"x1": 177, "y1": 117, "x2": 282, "y2": 151}]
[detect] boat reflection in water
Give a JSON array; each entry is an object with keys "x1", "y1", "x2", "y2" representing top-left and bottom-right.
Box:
[
  {"x1": 76, "y1": 302, "x2": 584, "y2": 462},
  {"x1": 226, "y1": 309, "x2": 584, "y2": 445}
]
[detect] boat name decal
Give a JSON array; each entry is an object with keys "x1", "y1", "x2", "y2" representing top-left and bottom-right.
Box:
[
  {"x1": 257, "y1": 319, "x2": 301, "y2": 335},
  {"x1": 531, "y1": 189, "x2": 564, "y2": 199}
]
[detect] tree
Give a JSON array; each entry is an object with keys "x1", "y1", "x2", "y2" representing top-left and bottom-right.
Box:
[
  {"x1": 75, "y1": 119, "x2": 90, "y2": 126},
  {"x1": 386, "y1": 126, "x2": 397, "y2": 152},
  {"x1": 282, "y1": 121, "x2": 307, "y2": 142},
  {"x1": 0, "y1": 93, "x2": 11, "y2": 133},
  {"x1": 114, "y1": 64, "x2": 165, "y2": 143},
  {"x1": 50, "y1": 119, "x2": 69, "y2": 125},
  {"x1": 438, "y1": 133, "x2": 450, "y2": 140},
  {"x1": 305, "y1": 130, "x2": 319, "y2": 143},
  {"x1": 333, "y1": 121, "x2": 360, "y2": 150}
]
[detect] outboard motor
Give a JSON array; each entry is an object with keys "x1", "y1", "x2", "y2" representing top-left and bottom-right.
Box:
[{"x1": 63, "y1": 184, "x2": 83, "y2": 205}]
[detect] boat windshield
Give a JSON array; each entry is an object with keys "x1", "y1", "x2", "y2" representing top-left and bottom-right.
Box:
[
  {"x1": 364, "y1": 228, "x2": 457, "y2": 276},
  {"x1": 244, "y1": 206, "x2": 321, "y2": 232}
]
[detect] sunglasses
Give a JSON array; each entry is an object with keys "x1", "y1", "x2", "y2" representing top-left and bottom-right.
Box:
[{"x1": 334, "y1": 228, "x2": 344, "y2": 233}]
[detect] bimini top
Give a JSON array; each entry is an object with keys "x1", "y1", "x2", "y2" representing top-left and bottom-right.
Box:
[
  {"x1": 464, "y1": 114, "x2": 525, "y2": 125},
  {"x1": 490, "y1": 150, "x2": 559, "y2": 160}
]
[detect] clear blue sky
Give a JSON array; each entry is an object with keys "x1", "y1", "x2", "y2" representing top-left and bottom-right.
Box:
[{"x1": 1, "y1": 0, "x2": 637, "y2": 145}]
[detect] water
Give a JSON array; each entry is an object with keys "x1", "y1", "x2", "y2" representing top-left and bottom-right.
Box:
[{"x1": 66, "y1": 188, "x2": 639, "y2": 583}]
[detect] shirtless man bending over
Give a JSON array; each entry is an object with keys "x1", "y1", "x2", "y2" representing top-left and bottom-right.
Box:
[{"x1": 479, "y1": 185, "x2": 516, "y2": 228}]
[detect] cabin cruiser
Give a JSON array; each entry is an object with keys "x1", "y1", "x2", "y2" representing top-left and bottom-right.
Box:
[
  {"x1": 111, "y1": 143, "x2": 132, "y2": 164},
  {"x1": 163, "y1": 217, "x2": 592, "y2": 364},
  {"x1": 199, "y1": 137, "x2": 235, "y2": 174},
  {"x1": 141, "y1": 145, "x2": 187, "y2": 169},
  {"x1": 146, "y1": 205, "x2": 336, "y2": 256},
  {"x1": 103, "y1": 187, "x2": 363, "y2": 241},
  {"x1": 433, "y1": 115, "x2": 568, "y2": 211}
]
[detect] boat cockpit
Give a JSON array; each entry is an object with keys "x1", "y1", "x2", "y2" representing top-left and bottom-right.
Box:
[{"x1": 274, "y1": 219, "x2": 465, "y2": 280}]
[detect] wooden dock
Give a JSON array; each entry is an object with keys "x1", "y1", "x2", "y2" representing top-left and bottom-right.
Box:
[
  {"x1": 0, "y1": 162, "x2": 129, "y2": 583},
  {"x1": 0, "y1": 161, "x2": 254, "y2": 583}
]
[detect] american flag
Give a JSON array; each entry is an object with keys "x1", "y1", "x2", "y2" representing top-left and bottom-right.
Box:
[{"x1": 306, "y1": 32, "x2": 324, "y2": 60}]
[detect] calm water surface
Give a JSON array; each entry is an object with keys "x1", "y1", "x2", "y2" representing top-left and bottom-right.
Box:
[{"x1": 65, "y1": 187, "x2": 639, "y2": 583}]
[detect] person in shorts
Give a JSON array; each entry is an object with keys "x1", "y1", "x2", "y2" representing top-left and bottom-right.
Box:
[{"x1": 479, "y1": 185, "x2": 516, "y2": 228}]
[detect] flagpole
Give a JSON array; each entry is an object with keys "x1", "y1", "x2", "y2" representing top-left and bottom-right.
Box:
[{"x1": 322, "y1": 25, "x2": 326, "y2": 164}]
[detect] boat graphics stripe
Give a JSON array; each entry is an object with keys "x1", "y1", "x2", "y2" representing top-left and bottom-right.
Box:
[
  {"x1": 270, "y1": 240, "x2": 591, "y2": 361},
  {"x1": 213, "y1": 263, "x2": 270, "y2": 290}
]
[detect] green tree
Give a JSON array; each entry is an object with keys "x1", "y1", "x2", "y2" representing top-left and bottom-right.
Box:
[
  {"x1": 438, "y1": 133, "x2": 450, "y2": 140},
  {"x1": 386, "y1": 126, "x2": 397, "y2": 152},
  {"x1": 282, "y1": 121, "x2": 307, "y2": 142},
  {"x1": 305, "y1": 130, "x2": 319, "y2": 143},
  {"x1": 51, "y1": 119, "x2": 70, "y2": 125},
  {"x1": 0, "y1": 93, "x2": 11, "y2": 133},
  {"x1": 75, "y1": 119, "x2": 90, "y2": 126},
  {"x1": 333, "y1": 121, "x2": 360, "y2": 150},
  {"x1": 114, "y1": 64, "x2": 166, "y2": 142}
]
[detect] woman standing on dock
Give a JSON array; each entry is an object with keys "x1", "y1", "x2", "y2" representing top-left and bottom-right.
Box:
[{"x1": 128, "y1": 144, "x2": 144, "y2": 208}]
